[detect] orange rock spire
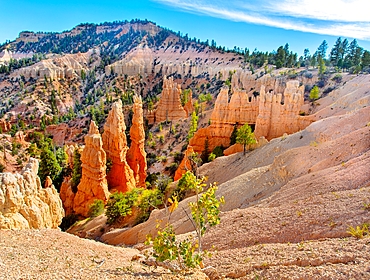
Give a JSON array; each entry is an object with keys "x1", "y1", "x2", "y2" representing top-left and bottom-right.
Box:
[
  {"x1": 73, "y1": 121, "x2": 109, "y2": 216},
  {"x1": 127, "y1": 95, "x2": 147, "y2": 187},
  {"x1": 102, "y1": 100, "x2": 136, "y2": 192}
]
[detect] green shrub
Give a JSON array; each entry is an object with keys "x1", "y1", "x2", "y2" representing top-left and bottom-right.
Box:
[
  {"x1": 332, "y1": 74, "x2": 342, "y2": 83},
  {"x1": 136, "y1": 189, "x2": 163, "y2": 223},
  {"x1": 208, "y1": 153, "x2": 216, "y2": 162},
  {"x1": 88, "y1": 199, "x2": 105, "y2": 217},
  {"x1": 0, "y1": 163, "x2": 5, "y2": 173},
  {"x1": 212, "y1": 145, "x2": 224, "y2": 157},
  {"x1": 106, "y1": 188, "x2": 164, "y2": 225},
  {"x1": 146, "y1": 171, "x2": 225, "y2": 271},
  {"x1": 165, "y1": 162, "x2": 178, "y2": 177},
  {"x1": 309, "y1": 85, "x2": 320, "y2": 101},
  {"x1": 106, "y1": 189, "x2": 140, "y2": 224}
]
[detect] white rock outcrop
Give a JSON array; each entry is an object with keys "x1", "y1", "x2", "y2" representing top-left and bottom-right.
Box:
[{"x1": 0, "y1": 158, "x2": 64, "y2": 229}]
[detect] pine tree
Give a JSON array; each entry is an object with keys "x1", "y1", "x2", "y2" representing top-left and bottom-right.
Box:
[
  {"x1": 71, "y1": 149, "x2": 82, "y2": 193},
  {"x1": 236, "y1": 124, "x2": 256, "y2": 155},
  {"x1": 38, "y1": 145, "x2": 62, "y2": 187}
]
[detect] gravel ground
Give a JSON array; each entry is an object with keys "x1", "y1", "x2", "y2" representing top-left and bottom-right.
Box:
[{"x1": 0, "y1": 229, "x2": 208, "y2": 280}]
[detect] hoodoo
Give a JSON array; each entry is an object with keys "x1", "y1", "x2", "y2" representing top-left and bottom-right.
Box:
[
  {"x1": 102, "y1": 100, "x2": 136, "y2": 192},
  {"x1": 73, "y1": 121, "x2": 109, "y2": 217},
  {"x1": 127, "y1": 95, "x2": 147, "y2": 187}
]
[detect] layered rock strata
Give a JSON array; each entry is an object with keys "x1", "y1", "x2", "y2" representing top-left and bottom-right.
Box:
[
  {"x1": 190, "y1": 81, "x2": 313, "y2": 153},
  {"x1": 73, "y1": 121, "x2": 109, "y2": 216},
  {"x1": 0, "y1": 158, "x2": 64, "y2": 229},
  {"x1": 127, "y1": 96, "x2": 147, "y2": 187},
  {"x1": 176, "y1": 81, "x2": 314, "y2": 180},
  {"x1": 102, "y1": 100, "x2": 136, "y2": 192},
  {"x1": 12, "y1": 52, "x2": 90, "y2": 80}
]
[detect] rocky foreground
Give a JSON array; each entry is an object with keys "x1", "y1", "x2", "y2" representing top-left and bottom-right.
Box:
[
  {"x1": 0, "y1": 229, "x2": 369, "y2": 279},
  {"x1": 0, "y1": 229, "x2": 208, "y2": 280}
]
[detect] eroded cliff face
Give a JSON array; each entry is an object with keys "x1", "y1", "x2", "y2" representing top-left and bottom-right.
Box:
[
  {"x1": 102, "y1": 100, "x2": 136, "y2": 192},
  {"x1": 127, "y1": 96, "x2": 147, "y2": 187},
  {"x1": 73, "y1": 121, "x2": 109, "y2": 217},
  {"x1": 176, "y1": 80, "x2": 315, "y2": 180},
  {"x1": 12, "y1": 52, "x2": 91, "y2": 80},
  {"x1": 254, "y1": 81, "x2": 312, "y2": 139},
  {"x1": 106, "y1": 45, "x2": 154, "y2": 77},
  {"x1": 190, "y1": 80, "x2": 314, "y2": 153},
  {"x1": 154, "y1": 76, "x2": 187, "y2": 123},
  {"x1": 0, "y1": 158, "x2": 64, "y2": 229}
]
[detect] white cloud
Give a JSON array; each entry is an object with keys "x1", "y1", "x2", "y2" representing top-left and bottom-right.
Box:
[
  {"x1": 153, "y1": 0, "x2": 370, "y2": 40},
  {"x1": 271, "y1": 0, "x2": 369, "y2": 22}
]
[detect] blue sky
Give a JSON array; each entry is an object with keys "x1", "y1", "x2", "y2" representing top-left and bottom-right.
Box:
[{"x1": 1, "y1": 0, "x2": 369, "y2": 56}]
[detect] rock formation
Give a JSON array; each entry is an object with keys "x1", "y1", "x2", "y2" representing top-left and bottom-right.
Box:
[
  {"x1": 73, "y1": 121, "x2": 109, "y2": 217},
  {"x1": 127, "y1": 95, "x2": 147, "y2": 187},
  {"x1": 153, "y1": 76, "x2": 187, "y2": 123},
  {"x1": 59, "y1": 179, "x2": 75, "y2": 216},
  {"x1": 0, "y1": 119, "x2": 11, "y2": 132},
  {"x1": 254, "y1": 81, "x2": 310, "y2": 139},
  {"x1": 188, "y1": 81, "x2": 314, "y2": 154},
  {"x1": 12, "y1": 52, "x2": 90, "y2": 80},
  {"x1": 0, "y1": 158, "x2": 64, "y2": 229},
  {"x1": 106, "y1": 45, "x2": 154, "y2": 76},
  {"x1": 183, "y1": 89, "x2": 193, "y2": 117},
  {"x1": 102, "y1": 100, "x2": 135, "y2": 192},
  {"x1": 175, "y1": 81, "x2": 315, "y2": 179},
  {"x1": 174, "y1": 146, "x2": 195, "y2": 181}
]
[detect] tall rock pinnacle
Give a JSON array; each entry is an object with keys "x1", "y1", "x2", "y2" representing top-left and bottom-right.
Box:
[
  {"x1": 102, "y1": 100, "x2": 136, "y2": 192},
  {"x1": 73, "y1": 121, "x2": 110, "y2": 216},
  {"x1": 127, "y1": 95, "x2": 147, "y2": 187}
]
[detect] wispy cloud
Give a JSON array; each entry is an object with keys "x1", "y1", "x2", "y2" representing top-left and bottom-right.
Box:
[{"x1": 153, "y1": 0, "x2": 370, "y2": 40}]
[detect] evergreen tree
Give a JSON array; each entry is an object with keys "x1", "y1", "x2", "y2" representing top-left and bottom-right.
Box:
[
  {"x1": 71, "y1": 149, "x2": 82, "y2": 193},
  {"x1": 317, "y1": 40, "x2": 328, "y2": 59},
  {"x1": 361, "y1": 50, "x2": 370, "y2": 70},
  {"x1": 200, "y1": 137, "x2": 210, "y2": 164},
  {"x1": 309, "y1": 85, "x2": 320, "y2": 101},
  {"x1": 236, "y1": 124, "x2": 256, "y2": 155},
  {"x1": 275, "y1": 46, "x2": 286, "y2": 68},
  {"x1": 230, "y1": 124, "x2": 238, "y2": 145},
  {"x1": 344, "y1": 39, "x2": 363, "y2": 71},
  {"x1": 38, "y1": 145, "x2": 62, "y2": 187},
  {"x1": 330, "y1": 37, "x2": 342, "y2": 67}
]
